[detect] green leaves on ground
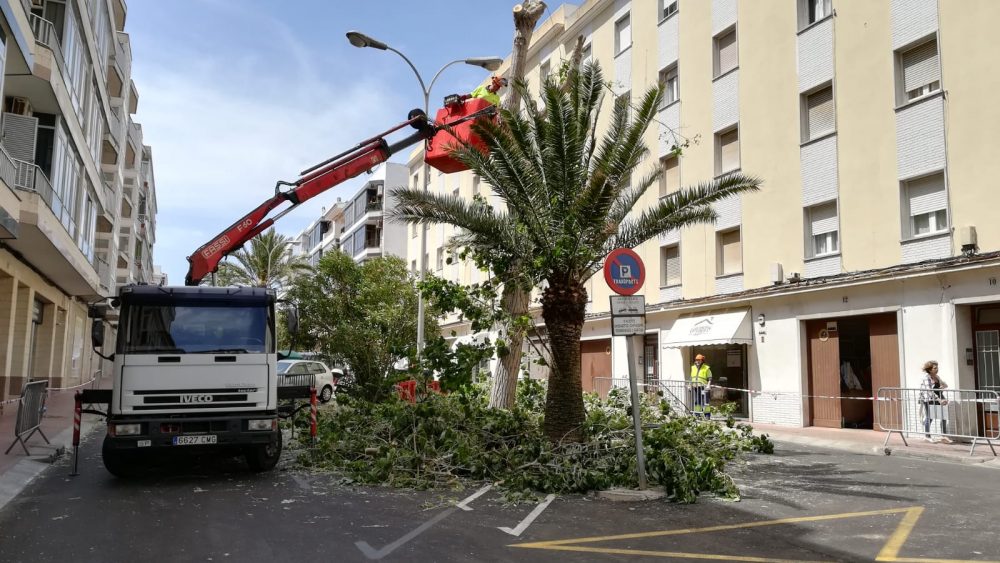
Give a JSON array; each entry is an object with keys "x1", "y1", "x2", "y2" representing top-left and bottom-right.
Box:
[{"x1": 299, "y1": 382, "x2": 772, "y2": 503}]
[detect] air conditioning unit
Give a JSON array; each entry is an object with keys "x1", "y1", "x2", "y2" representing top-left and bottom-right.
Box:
[
  {"x1": 4, "y1": 97, "x2": 32, "y2": 116},
  {"x1": 960, "y1": 225, "x2": 978, "y2": 256},
  {"x1": 770, "y1": 262, "x2": 784, "y2": 285},
  {"x1": 30, "y1": 0, "x2": 43, "y2": 8}
]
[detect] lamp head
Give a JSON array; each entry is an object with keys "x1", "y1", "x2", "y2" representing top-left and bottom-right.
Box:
[
  {"x1": 465, "y1": 57, "x2": 504, "y2": 71},
  {"x1": 346, "y1": 31, "x2": 388, "y2": 50}
]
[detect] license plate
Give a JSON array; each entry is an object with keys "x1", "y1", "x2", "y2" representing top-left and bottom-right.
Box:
[
  {"x1": 172, "y1": 435, "x2": 217, "y2": 446},
  {"x1": 137, "y1": 440, "x2": 151, "y2": 448}
]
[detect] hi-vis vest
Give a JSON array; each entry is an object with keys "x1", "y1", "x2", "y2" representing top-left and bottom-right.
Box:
[
  {"x1": 690, "y1": 364, "x2": 712, "y2": 385},
  {"x1": 470, "y1": 84, "x2": 500, "y2": 106}
]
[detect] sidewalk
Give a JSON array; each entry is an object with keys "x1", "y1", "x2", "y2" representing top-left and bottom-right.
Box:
[{"x1": 751, "y1": 422, "x2": 1000, "y2": 468}]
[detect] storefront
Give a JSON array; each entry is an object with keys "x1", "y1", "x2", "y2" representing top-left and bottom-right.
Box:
[{"x1": 661, "y1": 309, "x2": 753, "y2": 418}]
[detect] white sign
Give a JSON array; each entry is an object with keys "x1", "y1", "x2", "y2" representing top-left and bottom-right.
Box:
[
  {"x1": 612, "y1": 316, "x2": 646, "y2": 336},
  {"x1": 610, "y1": 295, "x2": 645, "y2": 316}
]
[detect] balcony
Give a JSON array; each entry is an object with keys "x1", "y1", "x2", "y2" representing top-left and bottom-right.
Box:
[{"x1": 6, "y1": 160, "x2": 100, "y2": 297}]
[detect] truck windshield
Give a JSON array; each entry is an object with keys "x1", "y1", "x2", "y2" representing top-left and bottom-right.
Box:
[{"x1": 121, "y1": 303, "x2": 273, "y2": 354}]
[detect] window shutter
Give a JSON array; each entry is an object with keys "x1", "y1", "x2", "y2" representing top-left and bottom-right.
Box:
[
  {"x1": 2, "y1": 113, "x2": 38, "y2": 164},
  {"x1": 717, "y1": 30, "x2": 737, "y2": 75},
  {"x1": 810, "y1": 202, "x2": 838, "y2": 235},
  {"x1": 664, "y1": 245, "x2": 681, "y2": 285},
  {"x1": 616, "y1": 16, "x2": 631, "y2": 53},
  {"x1": 721, "y1": 230, "x2": 742, "y2": 274},
  {"x1": 907, "y1": 173, "x2": 946, "y2": 216},
  {"x1": 660, "y1": 157, "x2": 679, "y2": 197},
  {"x1": 902, "y1": 40, "x2": 940, "y2": 93},
  {"x1": 720, "y1": 129, "x2": 739, "y2": 173},
  {"x1": 807, "y1": 87, "x2": 835, "y2": 139}
]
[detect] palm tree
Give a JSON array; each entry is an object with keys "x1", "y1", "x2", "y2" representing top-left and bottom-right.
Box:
[
  {"x1": 394, "y1": 62, "x2": 761, "y2": 441},
  {"x1": 215, "y1": 228, "x2": 311, "y2": 290}
]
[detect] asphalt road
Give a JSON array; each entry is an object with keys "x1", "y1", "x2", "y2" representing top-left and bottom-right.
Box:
[{"x1": 0, "y1": 426, "x2": 998, "y2": 563}]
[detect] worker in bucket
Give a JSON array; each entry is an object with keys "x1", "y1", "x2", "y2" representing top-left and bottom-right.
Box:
[
  {"x1": 469, "y1": 76, "x2": 508, "y2": 106},
  {"x1": 690, "y1": 354, "x2": 713, "y2": 418}
]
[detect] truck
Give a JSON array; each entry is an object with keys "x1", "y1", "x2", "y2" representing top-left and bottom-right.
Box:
[{"x1": 86, "y1": 100, "x2": 495, "y2": 476}]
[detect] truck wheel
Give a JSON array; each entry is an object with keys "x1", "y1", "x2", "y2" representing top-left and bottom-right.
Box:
[
  {"x1": 320, "y1": 385, "x2": 334, "y2": 403},
  {"x1": 245, "y1": 435, "x2": 282, "y2": 472},
  {"x1": 102, "y1": 437, "x2": 138, "y2": 478}
]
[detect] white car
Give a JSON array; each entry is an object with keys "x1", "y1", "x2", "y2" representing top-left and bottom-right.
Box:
[{"x1": 276, "y1": 359, "x2": 342, "y2": 403}]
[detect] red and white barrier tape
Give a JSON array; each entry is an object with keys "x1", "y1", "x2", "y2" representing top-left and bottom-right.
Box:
[{"x1": 48, "y1": 377, "x2": 97, "y2": 392}]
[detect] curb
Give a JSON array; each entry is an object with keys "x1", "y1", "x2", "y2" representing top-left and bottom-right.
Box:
[
  {"x1": 768, "y1": 434, "x2": 998, "y2": 467},
  {"x1": 0, "y1": 416, "x2": 101, "y2": 514}
]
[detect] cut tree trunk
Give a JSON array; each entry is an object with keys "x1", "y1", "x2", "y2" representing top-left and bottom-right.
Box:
[
  {"x1": 489, "y1": 284, "x2": 530, "y2": 408},
  {"x1": 541, "y1": 281, "x2": 587, "y2": 442},
  {"x1": 487, "y1": 0, "x2": 546, "y2": 409}
]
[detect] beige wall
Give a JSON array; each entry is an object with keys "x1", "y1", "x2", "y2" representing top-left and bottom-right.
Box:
[{"x1": 939, "y1": 0, "x2": 1000, "y2": 253}]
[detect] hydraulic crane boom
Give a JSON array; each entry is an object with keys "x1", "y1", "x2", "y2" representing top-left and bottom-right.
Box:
[{"x1": 185, "y1": 108, "x2": 468, "y2": 286}]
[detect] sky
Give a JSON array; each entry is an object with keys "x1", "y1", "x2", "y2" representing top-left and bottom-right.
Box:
[{"x1": 126, "y1": 0, "x2": 568, "y2": 284}]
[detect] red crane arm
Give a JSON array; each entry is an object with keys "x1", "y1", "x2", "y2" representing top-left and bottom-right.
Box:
[{"x1": 184, "y1": 112, "x2": 435, "y2": 286}]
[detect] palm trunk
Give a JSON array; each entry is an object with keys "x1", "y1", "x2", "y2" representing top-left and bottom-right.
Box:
[
  {"x1": 489, "y1": 284, "x2": 530, "y2": 408},
  {"x1": 541, "y1": 281, "x2": 587, "y2": 442}
]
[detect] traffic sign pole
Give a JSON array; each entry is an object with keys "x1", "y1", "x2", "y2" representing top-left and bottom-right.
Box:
[{"x1": 604, "y1": 248, "x2": 648, "y2": 491}]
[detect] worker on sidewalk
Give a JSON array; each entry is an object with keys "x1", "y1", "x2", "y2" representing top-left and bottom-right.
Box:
[
  {"x1": 690, "y1": 354, "x2": 712, "y2": 419},
  {"x1": 469, "y1": 76, "x2": 508, "y2": 106}
]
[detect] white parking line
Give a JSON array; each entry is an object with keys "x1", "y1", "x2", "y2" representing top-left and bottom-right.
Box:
[
  {"x1": 456, "y1": 484, "x2": 492, "y2": 511},
  {"x1": 498, "y1": 494, "x2": 555, "y2": 536}
]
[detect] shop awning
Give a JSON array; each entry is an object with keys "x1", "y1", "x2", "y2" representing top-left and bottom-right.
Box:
[{"x1": 662, "y1": 309, "x2": 753, "y2": 348}]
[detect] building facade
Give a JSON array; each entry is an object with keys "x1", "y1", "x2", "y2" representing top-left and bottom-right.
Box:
[
  {"x1": 338, "y1": 162, "x2": 408, "y2": 265},
  {"x1": 291, "y1": 199, "x2": 346, "y2": 268},
  {"x1": 410, "y1": 0, "x2": 1000, "y2": 431},
  {"x1": 0, "y1": 0, "x2": 158, "y2": 403}
]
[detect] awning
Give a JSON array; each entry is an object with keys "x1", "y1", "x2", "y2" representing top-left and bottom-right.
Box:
[{"x1": 662, "y1": 309, "x2": 753, "y2": 348}]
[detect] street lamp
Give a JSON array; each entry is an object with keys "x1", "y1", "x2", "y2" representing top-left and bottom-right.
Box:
[{"x1": 346, "y1": 31, "x2": 502, "y2": 360}]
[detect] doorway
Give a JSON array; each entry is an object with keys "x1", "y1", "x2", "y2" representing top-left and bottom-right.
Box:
[
  {"x1": 690, "y1": 344, "x2": 749, "y2": 418},
  {"x1": 807, "y1": 313, "x2": 899, "y2": 429},
  {"x1": 972, "y1": 305, "x2": 1000, "y2": 436},
  {"x1": 580, "y1": 339, "x2": 612, "y2": 395}
]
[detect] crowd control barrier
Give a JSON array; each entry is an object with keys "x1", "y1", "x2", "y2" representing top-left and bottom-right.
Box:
[
  {"x1": 592, "y1": 377, "x2": 692, "y2": 415},
  {"x1": 875, "y1": 387, "x2": 999, "y2": 456},
  {"x1": 4, "y1": 380, "x2": 50, "y2": 455}
]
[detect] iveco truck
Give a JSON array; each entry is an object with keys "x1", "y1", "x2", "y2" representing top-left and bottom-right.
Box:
[{"x1": 91, "y1": 285, "x2": 283, "y2": 476}]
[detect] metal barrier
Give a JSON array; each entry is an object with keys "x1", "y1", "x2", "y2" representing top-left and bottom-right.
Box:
[
  {"x1": 276, "y1": 373, "x2": 315, "y2": 401},
  {"x1": 4, "y1": 380, "x2": 51, "y2": 455},
  {"x1": 875, "y1": 387, "x2": 999, "y2": 456},
  {"x1": 592, "y1": 377, "x2": 693, "y2": 415}
]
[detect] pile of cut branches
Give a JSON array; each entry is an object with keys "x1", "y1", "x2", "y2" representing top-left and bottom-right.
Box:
[{"x1": 299, "y1": 381, "x2": 772, "y2": 503}]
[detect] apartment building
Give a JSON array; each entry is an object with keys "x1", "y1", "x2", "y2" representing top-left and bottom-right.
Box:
[
  {"x1": 337, "y1": 162, "x2": 408, "y2": 265},
  {"x1": 0, "y1": 0, "x2": 158, "y2": 402},
  {"x1": 410, "y1": 0, "x2": 1000, "y2": 430},
  {"x1": 291, "y1": 199, "x2": 346, "y2": 268}
]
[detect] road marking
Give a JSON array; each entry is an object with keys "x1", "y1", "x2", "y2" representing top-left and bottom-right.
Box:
[
  {"x1": 355, "y1": 507, "x2": 457, "y2": 560},
  {"x1": 456, "y1": 484, "x2": 492, "y2": 511},
  {"x1": 498, "y1": 494, "x2": 555, "y2": 536},
  {"x1": 354, "y1": 485, "x2": 492, "y2": 560},
  {"x1": 876, "y1": 506, "x2": 924, "y2": 561}
]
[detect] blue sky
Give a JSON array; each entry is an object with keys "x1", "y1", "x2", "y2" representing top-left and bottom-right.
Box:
[{"x1": 127, "y1": 1, "x2": 568, "y2": 283}]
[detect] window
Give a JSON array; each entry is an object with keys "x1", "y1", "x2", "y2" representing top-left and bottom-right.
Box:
[
  {"x1": 581, "y1": 43, "x2": 593, "y2": 66},
  {"x1": 659, "y1": 65, "x2": 679, "y2": 106},
  {"x1": 806, "y1": 201, "x2": 839, "y2": 257},
  {"x1": 803, "y1": 85, "x2": 835, "y2": 141},
  {"x1": 903, "y1": 172, "x2": 948, "y2": 238},
  {"x1": 615, "y1": 14, "x2": 631, "y2": 55},
  {"x1": 411, "y1": 222, "x2": 417, "y2": 238},
  {"x1": 452, "y1": 187, "x2": 459, "y2": 199},
  {"x1": 714, "y1": 28, "x2": 738, "y2": 77},
  {"x1": 436, "y1": 248, "x2": 444, "y2": 271},
  {"x1": 659, "y1": 0, "x2": 678, "y2": 20},
  {"x1": 660, "y1": 245, "x2": 681, "y2": 287},
  {"x1": 411, "y1": 259, "x2": 417, "y2": 274},
  {"x1": 717, "y1": 229, "x2": 742, "y2": 276},
  {"x1": 659, "y1": 156, "x2": 679, "y2": 198},
  {"x1": 898, "y1": 38, "x2": 940, "y2": 104},
  {"x1": 798, "y1": 0, "x2": 831, "y2": 29},
  {"x1": 540, "y1": 59, "x2": 551, "y2": 83},
  {"x1": 472, "y1": 175, "x2": 480, "y2": 197},
  {"x1": 715, "y1": 128, "x2": 740, "y2": 176}
]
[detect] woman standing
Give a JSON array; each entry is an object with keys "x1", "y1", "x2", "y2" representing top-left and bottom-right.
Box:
[{"x1": 920, "y1": 361, "x2": 952, "y2": 443}]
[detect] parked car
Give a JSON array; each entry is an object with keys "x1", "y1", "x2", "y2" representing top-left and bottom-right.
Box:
[{"x1": 276, "y1": 360, "x2": 342, "y2": 403}]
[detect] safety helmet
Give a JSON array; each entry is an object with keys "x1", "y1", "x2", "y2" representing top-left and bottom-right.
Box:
[{"x1": 694, "y1": 354, "x2": 706, "y2": 361}]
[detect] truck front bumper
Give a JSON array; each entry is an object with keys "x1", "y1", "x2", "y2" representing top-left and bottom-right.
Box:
[{"x1": 103, "y1": 413, "x2": 280, "y2": 451}]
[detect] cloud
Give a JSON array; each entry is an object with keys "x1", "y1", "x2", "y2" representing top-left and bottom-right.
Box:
[{"x1": 135, "y1": 19, "x2": 409, "y2": 283}]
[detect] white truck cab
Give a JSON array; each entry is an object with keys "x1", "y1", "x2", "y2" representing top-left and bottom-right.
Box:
[{"x1": 94, "y1": 285, "x2": 283, "y2": 476}]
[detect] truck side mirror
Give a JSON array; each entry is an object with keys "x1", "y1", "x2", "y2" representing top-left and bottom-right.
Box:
[
  {"x1": 91, "y1": 318, "x2": 104, "y2": 348},
  {"x1": 285, "y1": 307, "x2": 299, "y2": 336}
]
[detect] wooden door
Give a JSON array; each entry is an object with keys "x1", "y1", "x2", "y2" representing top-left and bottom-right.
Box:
[
  {"x1": 580, "y1": 339, "x2": 612, "y2": 395},
  {"x1": 869, "y1": 313, "x2": 901, "y2": 431},
  {"x1": 807, "y1": 319, "x2": 842, "y2": 428}
]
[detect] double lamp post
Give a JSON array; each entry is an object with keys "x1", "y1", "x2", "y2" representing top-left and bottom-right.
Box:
[{"x1": 346, "y1": 31, "x2": 502, "y2": 359}]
